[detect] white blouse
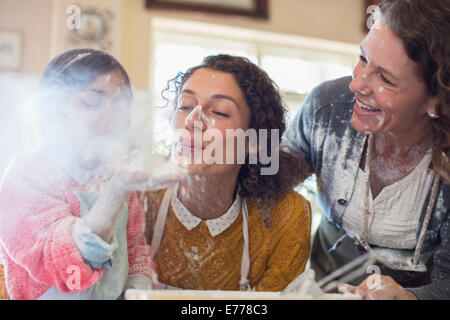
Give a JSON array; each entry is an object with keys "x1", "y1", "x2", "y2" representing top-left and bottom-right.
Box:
[
  {"x1": 342, "y1": 150, "x2": 434, "y2": 249},
  {"x1": 171, "y1": 184, "x2": 242, "y2": 237}
]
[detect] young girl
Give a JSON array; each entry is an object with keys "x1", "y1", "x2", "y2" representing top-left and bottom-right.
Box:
[
  {"x1": 0, "y1": 49, "x2": 184, "y2": 299},
  {"x1": 142, "y1": 54, "x2": 312, "y2": 291}
]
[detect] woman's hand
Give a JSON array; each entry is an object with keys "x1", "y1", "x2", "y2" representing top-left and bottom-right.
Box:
[{"x1": 338, "y1": 275, "x2": 418, "y2": 300}]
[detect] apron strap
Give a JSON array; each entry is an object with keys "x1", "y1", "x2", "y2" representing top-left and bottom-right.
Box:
[
  {"x1": 151, "y1": 184, "x2": 176, "y2": 259},
  {"x1": 239, "y1": 199, "x2": 251, "y2": 291}
]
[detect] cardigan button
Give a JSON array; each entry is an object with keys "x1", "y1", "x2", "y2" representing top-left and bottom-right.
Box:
[{"x1": 338, "y1": 199, "x2": 348, "y2": 205}]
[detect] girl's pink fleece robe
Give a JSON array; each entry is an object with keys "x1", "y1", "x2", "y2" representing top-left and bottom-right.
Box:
[{"x1": 0, "y1": 152, "x2": 153, "y2": 300}]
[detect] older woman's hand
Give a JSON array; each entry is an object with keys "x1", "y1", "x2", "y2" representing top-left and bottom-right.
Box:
[{"x1": 338, "y1": 275, "x2": 418, "y2": 300}]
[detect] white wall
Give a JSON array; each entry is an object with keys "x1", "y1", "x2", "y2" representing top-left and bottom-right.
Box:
[{"x1": 0, "y1": 0, "x2": 53, "y2": 75}]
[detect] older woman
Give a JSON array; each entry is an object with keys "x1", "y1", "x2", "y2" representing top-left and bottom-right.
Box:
[
  {"x1": 283, "y1": 0, "x2": 450, "y2": 300},
  {"x1": 141, "y1": 54, "x2": 312, "y2": 291}
]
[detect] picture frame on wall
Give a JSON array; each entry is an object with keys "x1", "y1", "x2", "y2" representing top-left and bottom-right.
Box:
[
  {"x1": 67, "y1": 7, "x2": 114, "y2": 52},
  {"x1": 51, "y1": 0, "x2": 123, "y2": 60},
  {"x1": 0, "y1": 30, "x2": 22, "y2": 71},
  {"x1": 146, "y1": 0, "x2": 269, "y2": 20}
]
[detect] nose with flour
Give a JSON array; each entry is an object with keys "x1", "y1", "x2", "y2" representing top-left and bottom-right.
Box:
[{"x1": 184, "y1": 105, "x2": 216, "y2": 130}]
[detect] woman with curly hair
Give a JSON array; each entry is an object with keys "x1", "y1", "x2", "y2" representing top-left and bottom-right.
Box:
[
  {"x1": 284, "y1": 0, "x2": 450, "y2": 300},
  {"x1": 141, "y1": 54, "x2": 311, "y2": 291}
]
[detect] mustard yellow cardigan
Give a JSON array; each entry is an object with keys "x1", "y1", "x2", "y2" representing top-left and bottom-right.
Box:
[{"x1": 143, "y1": 190, "x2": 311, "y2": 291}]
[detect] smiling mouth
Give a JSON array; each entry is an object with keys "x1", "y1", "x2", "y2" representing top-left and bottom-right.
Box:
[{"x1": 356, "y1": 100, "x2": 381, "y2": 112}]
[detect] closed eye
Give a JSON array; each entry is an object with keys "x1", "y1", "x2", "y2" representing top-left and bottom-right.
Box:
[
  {"x1": 213, "y1": 111, "x2": 229, "y2": 117},
  {"x1": 177, "y1": 106, "x2": 192, "y2": 111},
  {"x1": 83, "y1": 101, "x2": 100, "y2": 109},
  {"x1": 380, "y1": 73, "x2": 395, "y2": 86}
]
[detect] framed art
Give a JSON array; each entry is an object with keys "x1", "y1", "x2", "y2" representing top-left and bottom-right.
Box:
[
  {"x1": 0, "y1": 30, "x2": 22, "y2": 70},
  {"x1": 146, "y1": 0, "x2": 269, "y2": 20},
  {"x1": 73, "y1": 8, "x2": 110, "y2": 43},
  {"x1": 66, "y1": 6, "x2": 114, "y2": 50},
  {"x1": 50, "y1": 0, "x2": 123, "y2": 59}
]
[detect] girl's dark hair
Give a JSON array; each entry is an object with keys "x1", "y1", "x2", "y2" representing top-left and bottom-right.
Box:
[
  {"x1": 165, "y1": 54, "x2": 310, "y2": 223},
  {"x1": 380, "y1": 0, "x2": 450, "y2": 183},
  {"x1": 32, "y1": 48, "x2": 132, "y2": 149},
  {"x1": 40, "y1": 48, "x2": 132, "y2": 94}
]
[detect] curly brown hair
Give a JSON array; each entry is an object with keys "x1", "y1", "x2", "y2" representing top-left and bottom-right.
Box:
[
  {"x1": 380, "y1": 0, "x2": 450, "y2": 183},
  {"x1": 163, "y1": 54, "x2": 310, "y2": 223}
]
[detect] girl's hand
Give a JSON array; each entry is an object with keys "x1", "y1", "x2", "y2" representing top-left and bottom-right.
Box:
[
  {"x1": 110, "y1": 162, "x2": 187, "y2": 194},
  {"x1": 85, "y1": 162, "x2": 187, "y2": 241},
  {"x1": 338, "y1": 275, "x2": 418, "y2": 300}
]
